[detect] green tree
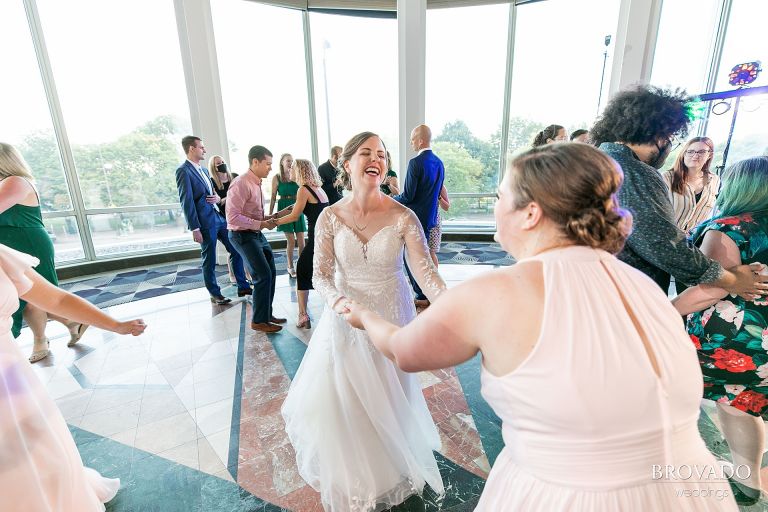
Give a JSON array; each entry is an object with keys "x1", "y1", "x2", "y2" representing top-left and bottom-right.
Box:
[
  {"x1": 435, "y1": 120, "x2": 499, "y2": 192},
  {"x1": 17, "y1": 132, "x2": 72, "y2": 212},
  {"x1": 432, "y1": 141, "x2": 485, "y2": 218},
  {"x1": 505, "y1": 117, "x2": 546, "y2": 156}
]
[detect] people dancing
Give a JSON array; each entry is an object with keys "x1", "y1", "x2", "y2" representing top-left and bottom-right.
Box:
[
  {"x1": 0, "y1": 142, "x2": 88, "y2": 362},
  {"x1": 0, "y1": 243, "x2": 146, "y2": 511},
  {"x1": 274, "y1": 159, "x2": 329, "y2": 328},
  {"x1": 282, "y1": 132, "x2": 445, "y2": 511},
  {"x1": 270, "y1": 153, "x2": 306, "y2": 278},
  {"x1": 345, "y1": 143, "x2": 737, "y2": 511}
]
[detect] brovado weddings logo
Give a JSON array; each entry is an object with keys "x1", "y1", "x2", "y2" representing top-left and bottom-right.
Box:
[{"x1": 652, "y1": 463, "x2": 751, "y2": 481}]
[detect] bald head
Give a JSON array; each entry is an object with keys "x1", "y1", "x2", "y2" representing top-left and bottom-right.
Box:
[{"x1": 410, "y1": 124, "x2": 432, "y2": 152}]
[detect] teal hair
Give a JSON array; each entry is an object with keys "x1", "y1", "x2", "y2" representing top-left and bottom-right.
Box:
[{"x1": 714, "y1": 156, "x2": 768, "y2": 218}]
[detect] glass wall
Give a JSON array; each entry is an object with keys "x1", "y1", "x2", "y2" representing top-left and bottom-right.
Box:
[
  {"x1": 651, "y1": 0, "x2": 721, "y2": 95},
  {"x1": 309, "y1": 12, "x2": 399, "y2": 167},
  {"x1": 32, "y1": 0, "x2": 196, "y2": 259},
  {"x1": 1, "y1": 0, "x2": 84, "y2": 263},
  {"x1": 14, "y1": 0, "x2": 763, "y2": 266},
  {"x1": 506, "y1": 0, "x2": 621, "y2": 156},
  {"x1": 703, "y1": 0, "x2": 768, "y2": 170},
  {"x1": 211, "y1": 0, "x2": 312, "y2": 214}
]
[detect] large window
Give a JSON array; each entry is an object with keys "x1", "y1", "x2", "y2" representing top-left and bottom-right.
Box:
[
  {"x1": 426, "y1": 3, "x2": 509, "y2": 227},
  {"x1": 505, "y1": 0, "x2": 621, "y2": 155},
  {"x1": 703, "y1": 0, "x2": 768, "y2": 170},
  {"x1": 1, "y1": 0, "x2": 84, "y2": 262},
  {"x1": 212, "y1": 0, "x2": 312, "y2": 213},
  {"x1": 310, "y1": 12, "x2": 399, "y2": 167},
  {"x1": 1, "y1": 0, "x2": 72, "y2": 214},
  {"x1": 36, "y1": 0, "x2": 192, "y2": 210},
  {"x1": 34, "y1": 0, "x2": 196, "y2": 258},
  {"x1": 651, "y1": 0, "x2": 720, "y2": 94}
]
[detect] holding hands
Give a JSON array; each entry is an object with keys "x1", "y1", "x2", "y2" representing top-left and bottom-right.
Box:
[
  {"x1": 115, "y1": 319, "x2": 147, "y2": 336},
  {"x1": 334, "y1": 297, "x2": 369, "y2": 330}
]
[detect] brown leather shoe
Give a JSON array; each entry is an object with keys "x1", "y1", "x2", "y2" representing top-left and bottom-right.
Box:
[
  {"x1": 269, "y1": 316, "x2": 287, "y2": 324},
  {"x1": 251, "y1": 322, "x2": 282, "y2": 333}
]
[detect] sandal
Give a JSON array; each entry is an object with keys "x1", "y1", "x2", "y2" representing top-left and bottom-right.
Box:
[
  {"x1": 67, "y1": 322, "x2": 89, "y2": 347},
  {"x1": 29, "y1": 339, "x2": 50, "y2": 363},
  {"x1": 296, "y1": 313, "x2": 311, "y2": 329}
]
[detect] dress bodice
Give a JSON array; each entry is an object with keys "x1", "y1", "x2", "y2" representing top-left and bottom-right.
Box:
[
  {"x1": 480, "y1": 246, "x2": 706, "y2": 488},
  {"x1": 313, "y1": 207, "x2": 444, "y2": 318}
]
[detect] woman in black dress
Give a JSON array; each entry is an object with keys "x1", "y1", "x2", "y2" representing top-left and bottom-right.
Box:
[
  {"x1": 208, "y1": 155, "x2": 240, "y2": 282},
  {"x1": 208, "y1": 155, "x2": 238, "y2": 214},
  {"x1": 275, "y1": 159, "x2": 328, "y2": 328}
]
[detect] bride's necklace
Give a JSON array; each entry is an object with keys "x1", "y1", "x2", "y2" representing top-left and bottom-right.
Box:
[{"x1": 352, "y1": 212, "x2": 369, "y2": 231}]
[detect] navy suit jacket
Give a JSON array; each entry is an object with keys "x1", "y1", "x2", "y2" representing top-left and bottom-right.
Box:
[
  {"x1": 175, "y1": 161, "x2": 223, "y2": 231},
  {"x1": 394, "y1": 150, "x2": 445, "y2": 233}
]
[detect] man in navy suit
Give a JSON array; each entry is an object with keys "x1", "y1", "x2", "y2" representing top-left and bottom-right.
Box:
[
  {"x1": 394, "y1": 124, "x2": 445, "y2": 306},
  {"x1": 175, "y1": 135, "x2": 250, "y2": 304}
]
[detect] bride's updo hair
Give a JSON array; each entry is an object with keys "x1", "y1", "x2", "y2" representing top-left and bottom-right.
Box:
[
  {"x1": 508, "y1": 143, "x2": 632, "y2": 254},
  {"x1": 337, "y1": 131, "x2": 386, "y2": 191}
]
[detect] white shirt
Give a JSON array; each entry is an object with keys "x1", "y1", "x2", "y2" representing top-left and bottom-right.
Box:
[{"x1": 417, "y1": 147, "x2": 432, "y2": 156}]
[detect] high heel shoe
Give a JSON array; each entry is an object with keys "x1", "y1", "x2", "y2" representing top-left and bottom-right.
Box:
[
  {"x1": 66, "y1": 322, "x2": 89, "y2": 347},
  {"x1": 29, "y1": 339, "x2": 50, "y2": 363},
  {"x1": 296, "y1": 312, "x2": 311, "y2": 329}
]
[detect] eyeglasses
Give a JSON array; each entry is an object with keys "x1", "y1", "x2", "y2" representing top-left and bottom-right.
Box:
[
  {"x1": 684, "y1": 150, "x2": 712, "y2": 156},
  {"x1": 669, "y1": 136, "x2": 681, "y2": 151}
]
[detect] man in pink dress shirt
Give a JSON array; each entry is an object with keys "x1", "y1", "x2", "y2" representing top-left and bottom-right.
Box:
[{"x1": 227, "y1": 145, "x2": 287, "y2": 333}]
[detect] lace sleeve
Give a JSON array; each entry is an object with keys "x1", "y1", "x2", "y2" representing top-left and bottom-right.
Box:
[
  {"x1": 313, "y1": 208, "x2": 344, "y2": 308},
  {"x1": 400, "y1": 210, "x2": 446, "y2": 303}
]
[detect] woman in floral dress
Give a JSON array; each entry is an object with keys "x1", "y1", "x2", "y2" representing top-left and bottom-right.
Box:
[{"x1": 674, "y1": 156, "x2": 768, "y2": 505}]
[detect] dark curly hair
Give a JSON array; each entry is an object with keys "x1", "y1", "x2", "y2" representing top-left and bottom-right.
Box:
[{"x1": 590, "y1": 85, "x2": 691, "y2": 146}]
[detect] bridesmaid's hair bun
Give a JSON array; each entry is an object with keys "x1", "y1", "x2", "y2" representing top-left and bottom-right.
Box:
[{"x1": 507, "y1": 143, "x2": 632, "y2": 254}]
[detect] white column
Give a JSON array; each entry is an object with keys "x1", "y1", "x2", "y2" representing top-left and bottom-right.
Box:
[
  {"x1": 397, "y1": 0, "x2": 426, "y2": 173},
  {"x1": 607, "y1": 0, "x2": 663, "y2": 97},
  {"x1": 174, "y1": 0, "x2": 230, "y2": 163}
]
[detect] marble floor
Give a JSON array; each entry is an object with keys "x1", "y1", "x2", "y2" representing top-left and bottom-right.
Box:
[{"x1": 17, "y1": 263, "x2": 768, "y2": 511}]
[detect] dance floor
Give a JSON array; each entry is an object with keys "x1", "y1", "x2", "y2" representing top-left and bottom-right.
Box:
[{"x1": 17, "y1": 262, "x2": 768, "y2": 511}]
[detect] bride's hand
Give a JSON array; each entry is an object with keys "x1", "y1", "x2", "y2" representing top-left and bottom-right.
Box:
[
  {"x1": 344, "y1": 301, "x2": 368, "y2": 330},
  {"x1": 333, "y1": 297, "x2": 352, "y2": 315}
]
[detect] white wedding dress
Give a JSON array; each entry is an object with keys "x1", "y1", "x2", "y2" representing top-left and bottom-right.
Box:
[{"x1": 282, "y1": 207, "x2": 446, "y2": 512}]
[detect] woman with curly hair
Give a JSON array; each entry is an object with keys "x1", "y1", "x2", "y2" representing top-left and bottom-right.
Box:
[
  {"x1": 274, "y1": 159, "x2": 328, "y2": 328},
  {"x1": 591, "y1": 84, "x2": 766, "y2": 298},
  {"x1": 662, "y1": 137, "x2": 719, "y2": 233},
  {"x1": 673, "y1": 156, "x2": 768, "y2": 505}
]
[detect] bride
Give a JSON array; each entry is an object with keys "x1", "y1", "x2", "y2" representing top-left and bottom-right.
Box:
[{"x1": 281, "y1": 132, "x2": 445, "y2": 511}]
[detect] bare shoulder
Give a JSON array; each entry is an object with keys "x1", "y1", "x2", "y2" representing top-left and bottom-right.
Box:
[
  {"x1": 440, "y1": 261, "x2": 544, "y2": 304},
  {"x1": 0, "y1": 175, "x2": 34, "y2": 192}
]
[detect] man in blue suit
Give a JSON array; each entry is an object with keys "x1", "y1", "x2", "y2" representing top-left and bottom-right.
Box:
[
  {"x1": 394, "y1": 124, "x2": 445, "y2": 307},
  {"x1": 175, "y1": 135, "x2": 250, "y2": 304}
]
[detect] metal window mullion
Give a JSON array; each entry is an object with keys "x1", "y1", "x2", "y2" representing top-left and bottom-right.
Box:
[
  {"x1": 698, "y1": 0, "x2": 733, "y2": 137},
  {"x1": 303, "y1": 11, "x2": 320, "y2": 164},
  {"x1": 82, "y1": 203, "x2": 183, "y2": 216},
  {"x1": 497, "y1": 1, "x2": 516, "y2": 185},
  {"x1": 23, "y1": 0, "x2": 96, "y2": 261}
]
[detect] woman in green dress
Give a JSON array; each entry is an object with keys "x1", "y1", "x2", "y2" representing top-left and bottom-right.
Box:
[
  {"x1": 270, "y1": 154, "x2": 306, "y2": 277},
  {"x1": 0, "y1": 143, "x2": 86, "y2": 363},
  {"x1": 379, "y1": 150, "x2": 400, "y2": 196}
]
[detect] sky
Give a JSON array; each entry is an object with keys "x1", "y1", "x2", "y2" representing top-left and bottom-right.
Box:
[{"x1": 2, "y1": 0, "x2": 766, "y2": 182}]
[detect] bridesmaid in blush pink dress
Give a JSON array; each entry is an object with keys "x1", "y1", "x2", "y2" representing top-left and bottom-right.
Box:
[
  {"x1": 0, "y1": 243, "x2": 146, "y2": 511},
  {"x1": 344, "y1": 144, "x2": 737, "y2": 511}
]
